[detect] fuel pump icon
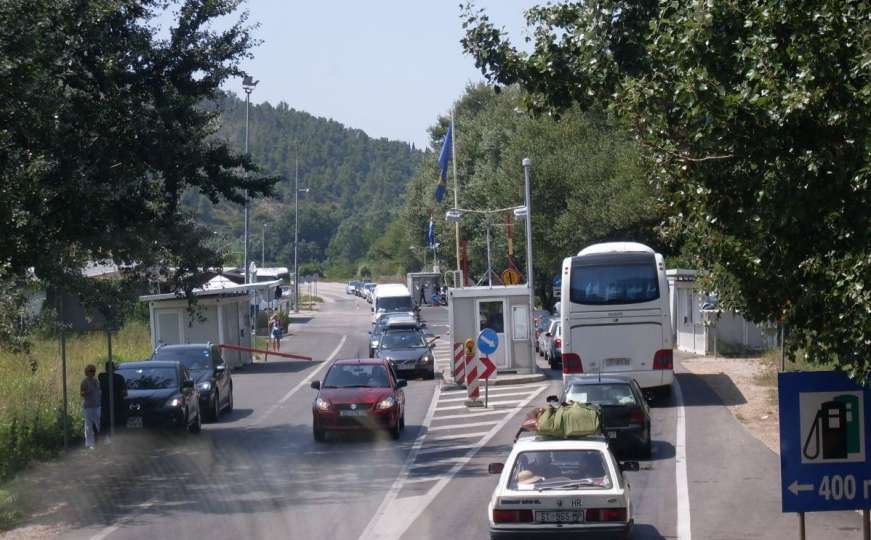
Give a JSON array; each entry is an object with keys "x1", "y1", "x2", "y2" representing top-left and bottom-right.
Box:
[{"x1": 802, "y1": 395, "x2": 860, "y2": 461}]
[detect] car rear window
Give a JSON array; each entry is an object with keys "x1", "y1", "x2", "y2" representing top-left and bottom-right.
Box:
[
  {"x1": 508, "y1": 450, "x2": 612, "y2": 491},
  {"x1": 566, "y1": 383, "x2": 637, "y2": 406},
  {"x1": 152, "y1": 348, "x2": 212, "y2": 370}
]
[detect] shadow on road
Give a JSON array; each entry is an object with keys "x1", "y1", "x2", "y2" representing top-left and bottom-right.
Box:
[
  {"x1": 632, "y1": 523, "x2": 667, "y2": 539},
  {"x1": 677, "y1": 372, "x2": 747, "y2": 407},
  {"x1": 234, "y1": 359, "x2": 323, "y2": 376}
]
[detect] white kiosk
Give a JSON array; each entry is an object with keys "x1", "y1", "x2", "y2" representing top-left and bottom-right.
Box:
[
  {"x1": 140, "y1": 276, "x2": 281, "y2": 368},
  {"x1": 447, "y1": 285, "x2": 535, "y2": 381}
]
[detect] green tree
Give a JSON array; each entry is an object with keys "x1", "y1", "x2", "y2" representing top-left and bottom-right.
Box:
[
  {"x1": 0, "y1": 0, "x2": 277, "y2": 333},
  {"x1": 462, "y1": 1, "x2": 870, "y2": 376}
]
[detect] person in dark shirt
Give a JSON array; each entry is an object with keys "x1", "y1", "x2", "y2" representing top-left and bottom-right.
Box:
[{"x1": 99, "y1": 361, "x2": 128, "y2": 440}]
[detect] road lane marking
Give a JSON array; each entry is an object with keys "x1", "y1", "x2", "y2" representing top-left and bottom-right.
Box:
[
  {"x1": 249, "y1": 335, "x2": 347, "y2": 427},
  {"x1": 428, "y1": 420, "x2": 499, "y2": 431},
  {"x1": 415, "y1": 443, "x2": 478, "y2": 456},
  {"x1": 438, "y1": 390, "x2": 534, "y2": 403},
  {"x1": 359, "y1": 384, "x2": 547, "y2": 540},
  {"x1": 675, "y1": 377, "x2": 692, "y2": 540},
  {"x1": 88, "y1": 499, "x2": 157, "y2": 540},
  {"x1": 426, "y1": 431, "x2": 489, "y2": 442},
  {"x1": 430, "y1": 409, "x2": 508, "y2": 421},
  {"x1": 439, "y1": 383, "x2": 545, "y2": 396},
  {"x1": 407, "y1": 456, "x2": 468, "y2": 468}
]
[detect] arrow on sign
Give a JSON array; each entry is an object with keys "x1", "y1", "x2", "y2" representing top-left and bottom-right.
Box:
[
  {"x1": 479, "y1": 356, "x2": 496, "y2": 380},
  {"x1": 788, "y1": 480, "x2": 814, "y2": 496}
]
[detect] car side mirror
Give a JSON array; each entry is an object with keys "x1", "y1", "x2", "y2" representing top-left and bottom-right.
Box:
[
  {"x1": 545, "y1": 332, "x2": 552, "y2": 337},
  {"x1": 310, "y1": 380, "x2": 321, "y2": 390},
  {"x1": 488, "y1": 463, "x2": 504, "y2": 474},
  {"x1": 396, "y1": 379, "x2": 408, "y2": 388},
  {"x1": 620, "y1": 461, "x2": 640, "y2": 472},
  {"x1": 182, "y1": 380, "x2": 195, "y2": 390}
]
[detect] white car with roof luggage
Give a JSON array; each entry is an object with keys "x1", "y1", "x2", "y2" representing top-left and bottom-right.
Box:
[{"x1": 487, "y1": 436, "x2": 636, "y2": 540}]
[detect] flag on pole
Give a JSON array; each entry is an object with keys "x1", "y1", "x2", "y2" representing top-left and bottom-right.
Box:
[
  {"x1": 427, "y1": 217, "x2": 435, "y2": 248},
  {"x1": 435, "y1": 124, "x2": 452, "y2": 202}
]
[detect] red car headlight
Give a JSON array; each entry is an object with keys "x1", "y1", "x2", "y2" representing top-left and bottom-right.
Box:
[
  {"x1": 376, "y1": 396, "x2": 396, "y2": 410},
  {"x1": 316, "y1": 398, "x2": 332, "y2": 411}
]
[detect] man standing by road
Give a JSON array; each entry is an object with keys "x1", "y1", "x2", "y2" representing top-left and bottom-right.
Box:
[
  {"x1": 79, "y1": 364, "x2": 101, "y2": 449},
  {"x1": 99, "y1": 361, "x2": 128, "y2": 443}
]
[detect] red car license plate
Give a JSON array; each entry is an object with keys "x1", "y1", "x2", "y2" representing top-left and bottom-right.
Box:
[{"x1": 340, "y1": 410, "x2": 367, "y2": 417}]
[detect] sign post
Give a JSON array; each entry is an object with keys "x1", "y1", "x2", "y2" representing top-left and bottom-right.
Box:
[
  {"x1": 476, "y1": 328, "x2": 499, "y2": 408},
  {"x1": 778, "y1": 371, "x2": 870, "y2": 536},
  {"x1": 464, "y1": 338, "x2": 480, "y2": 405}
]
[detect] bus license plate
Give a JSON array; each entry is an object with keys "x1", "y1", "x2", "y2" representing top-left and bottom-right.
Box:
[
  {"x1": 126, "y1": 416, "x2": 143, "y2": 429},
  {"x1": 536, "y1": 511, "x2": 581, "y2": 523},
  {"x1": 606, "y1": 357, "x2": 631, "y2": 367}
]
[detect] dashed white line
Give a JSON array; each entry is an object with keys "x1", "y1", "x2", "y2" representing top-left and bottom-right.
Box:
[
  {"x1": 430, "y1": 409, "x2": 510, "y2": 421},
  {"x1": 438, "y1": 390, "x2": 535, "y2": 403},
  {"x1": 250, "y1": 335, "x2": 347, "y2": 427}
]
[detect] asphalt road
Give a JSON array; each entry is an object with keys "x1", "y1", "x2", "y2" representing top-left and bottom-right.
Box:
[{"x1": 30, "y1": 281, "x2": 862, "y2": 540}]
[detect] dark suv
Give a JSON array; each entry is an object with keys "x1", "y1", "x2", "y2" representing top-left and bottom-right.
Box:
[{"x1": 151, "y1": 343, "x2": 233, "y2": 422}]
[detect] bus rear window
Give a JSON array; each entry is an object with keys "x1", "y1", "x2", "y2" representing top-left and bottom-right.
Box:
[{"x1": 570, "y1": 257, "x2": 659, "y2": 305}]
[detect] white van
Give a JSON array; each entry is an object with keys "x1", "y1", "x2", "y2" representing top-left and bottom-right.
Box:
[
  {"x1": 372, "y1": 284, "x2": 415, "y2": 324},
  {"x1": 559, "y1": 242, "x2": 674, "y2": 395}
]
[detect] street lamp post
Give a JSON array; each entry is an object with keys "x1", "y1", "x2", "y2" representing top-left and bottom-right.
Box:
[
  {"x1": 242, "y1": 75, "x2": 259, "y2": 283},
  {"x1": 522, "y1": 158, "x2": 536, "y2": 375},
  {"x1": 261, "y1": 223, "x2": 268, "y2": 268},
  {"x1": 293, "y1": 160, "x2": 310, "y2": 313}
]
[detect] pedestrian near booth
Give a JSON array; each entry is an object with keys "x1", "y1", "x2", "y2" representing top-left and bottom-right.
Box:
[
  {"x1": 79, "y1": 364, "x2": 101, "y2": 449},
  {"x1": 269, "y1": 313, "x2": 281, "y2": 352}
]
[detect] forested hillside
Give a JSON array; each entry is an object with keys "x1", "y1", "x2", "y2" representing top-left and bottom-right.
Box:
[{"x1": 184, "y1": 93, "x2": 424, "y2": 277}]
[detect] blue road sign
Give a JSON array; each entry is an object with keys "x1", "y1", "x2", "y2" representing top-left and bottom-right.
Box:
[
  {"x1": 477, "y1": 328, "x2": 499, "y2": 356},
  {"x1": 778, "y1": 371, "x2": 871, "y2": 513},
  {"x1": 553, "y1": 275, "x2": 561, "y2": 287}
]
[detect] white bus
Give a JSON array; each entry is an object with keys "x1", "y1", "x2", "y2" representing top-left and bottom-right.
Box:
[{"x1": 559, "y1": 242, "x2": 674, "y2": 395}]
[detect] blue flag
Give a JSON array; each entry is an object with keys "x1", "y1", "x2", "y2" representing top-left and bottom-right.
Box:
[
  {"x1": 427, "y1": 218, "x2": 435, "y2": 248},
  {"x1": 435, "y1": 124, "x2": 452, "y2": 202}
]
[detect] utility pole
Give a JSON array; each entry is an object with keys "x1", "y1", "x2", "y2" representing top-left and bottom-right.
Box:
[
  {"x1": 522, "y1": 158, "x2": 536, "y2": 375},
  {"x1": 261, "y1": 224, "x2": 267, "y2": 268},
  {"x1": 294, "y1": 159, "x2": 299, "y2": 313},
  {"x1": 242, "y1": 76, "x2": 258, "y2": 283}
]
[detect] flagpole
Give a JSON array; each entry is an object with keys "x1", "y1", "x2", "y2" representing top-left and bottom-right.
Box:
[{"x1": 451, "y1": 110, "x2": 460, "y2": 280}]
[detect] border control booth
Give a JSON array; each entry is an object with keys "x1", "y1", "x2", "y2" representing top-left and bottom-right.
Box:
[
  {"x1": 140, "y1": 276, "x2": 281, "y2": 369},
  {"x1": 448, "y1": 285, "x2": 534, "y2": 380}
]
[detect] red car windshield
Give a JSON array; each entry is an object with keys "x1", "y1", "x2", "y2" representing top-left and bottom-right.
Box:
[{"x1": 323, "y1": 364, "x2": 390, "y2": 388}]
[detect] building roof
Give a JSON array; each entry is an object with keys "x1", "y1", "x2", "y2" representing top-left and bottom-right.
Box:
[{"x1": 139, "y1": 276, "x2": 280, "y2": 302}]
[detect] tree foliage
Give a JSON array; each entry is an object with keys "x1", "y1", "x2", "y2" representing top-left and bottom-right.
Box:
[
  {"x1": 0, "y1": 0, "x2": 277, "y2": 332},
  {"x1": 462, "y1": 1, "x2": 870, "y2": 376},
  {"x1": 401, "y1": 84, "x2": 661, "y2": 307}
]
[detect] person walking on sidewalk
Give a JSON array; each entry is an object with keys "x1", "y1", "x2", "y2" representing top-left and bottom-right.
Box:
[
  {"x1": 80, "y1": 364, "x2": 101, "y2": 449},
  {"x1": 269, "y1": 313, "x2": 281, "y2": 352}
]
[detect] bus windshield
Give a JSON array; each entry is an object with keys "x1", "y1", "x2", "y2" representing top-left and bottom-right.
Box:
[{"x1": 570, "y1": 254, "x2": 659, "y2": 305}]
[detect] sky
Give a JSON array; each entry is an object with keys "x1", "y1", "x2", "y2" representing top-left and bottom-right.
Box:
[{"x1": 190, "y1": 1, "x2": 539, "y2": 149}]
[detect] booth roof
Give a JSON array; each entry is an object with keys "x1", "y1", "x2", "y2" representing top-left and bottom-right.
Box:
[{"x1": 138, "y1": 276, "x2": 281, "y2": 302}]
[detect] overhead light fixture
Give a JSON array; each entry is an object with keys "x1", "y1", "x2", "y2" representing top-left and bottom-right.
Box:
[
  {"x1": 513, "y1": 206, "x2": 528, "y2": 218},
  {"x1": 445, "y1": 209, "x2": 463, "y2": 223}
]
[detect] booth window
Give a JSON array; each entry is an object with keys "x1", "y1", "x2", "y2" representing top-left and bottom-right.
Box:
[{"x1": 512, "y1": 305, "x2": 529, "y2": 341}]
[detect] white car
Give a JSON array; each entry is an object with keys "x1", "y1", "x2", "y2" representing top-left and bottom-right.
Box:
[{"x1": 487, "y1": 436, "x2": 636, "y2": 539}]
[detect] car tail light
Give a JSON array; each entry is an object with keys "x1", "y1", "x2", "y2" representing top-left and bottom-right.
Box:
[
  {"x1": 653, "y1": 349, "x2": 673, "y2": 370},
  {"x1": 562, "y1": 353, "x2": 583, "y2": 374},
  {"x1": 492, "y1": 509, "x2": 533, "y2": 523},
  {"x1": 629, "y1": 407, "x2": 645, "y2": 425},
  {"x1": 555, "y1": 338, "x2": 562, "y2": 350},
  {"x1": 585, "y1": 508, "x2": 627, "y2": 522}
]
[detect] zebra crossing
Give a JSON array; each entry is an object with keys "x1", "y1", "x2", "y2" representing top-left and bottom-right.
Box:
[
  {"x1": 430, "y1": 337, "x2": 453, "y2": 374},
  {"x1": 359, "y1": 380, "x2": 549, "y2": 539}
]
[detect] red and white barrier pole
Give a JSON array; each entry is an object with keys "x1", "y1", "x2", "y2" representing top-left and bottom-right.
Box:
[
  {"x1": 452, "y1": 342, "x2": 465, "y2": 384},
  {"x1": 219, "y1": 343, "x2": 313, "y2": 361}
]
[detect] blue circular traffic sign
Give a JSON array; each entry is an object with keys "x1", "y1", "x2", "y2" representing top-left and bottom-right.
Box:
[{"x1": 477, "y1": 328, "x2": 499, "y2": 355}]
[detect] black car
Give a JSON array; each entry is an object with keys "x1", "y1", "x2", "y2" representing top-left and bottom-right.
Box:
[
  {"x1": 562, "y1": 375, "x2": 652, "y2": 458},
  {"x1": 374, "y1": 318, "x2": 436, "y2": 379},
  {"x1": 151, "y1": 343, "x2": 234, "y2": 422},
  {"x1": 117, "y1": 360, "x2": 201, "y2": 433}
]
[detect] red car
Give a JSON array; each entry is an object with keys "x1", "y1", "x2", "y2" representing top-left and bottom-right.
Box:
[{"x1": 310, "y1": 358, "x2": 407, "y2": 442}]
